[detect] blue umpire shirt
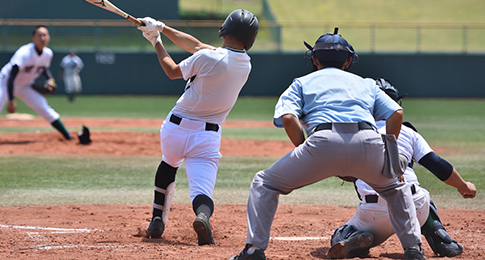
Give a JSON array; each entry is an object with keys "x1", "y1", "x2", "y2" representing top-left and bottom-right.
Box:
[{"x1": 274, "y1": 68, "x2": 402, "y2": 135}]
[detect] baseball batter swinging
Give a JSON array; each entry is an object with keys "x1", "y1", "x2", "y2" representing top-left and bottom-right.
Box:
[
  {"x1": 0, "y1": 26, "x2": 72, "y2": 140},
  {"x1": 328, "y1": 78, "x2": 476, "y2": 259},
  {"x1": 230, "y1": 29, "x2": 425, "y2": 260},
  {"x1": 136, "y1": 10, "x2": 259, "y2": 246}
]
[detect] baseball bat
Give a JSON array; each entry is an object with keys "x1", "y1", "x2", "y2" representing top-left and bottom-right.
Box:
[{"x1": 84, "y1": 0, "x2": 145, "y2": 26}]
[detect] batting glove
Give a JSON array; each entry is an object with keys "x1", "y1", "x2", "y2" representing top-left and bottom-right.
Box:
[
  {"x1": 137, "y1": 17, "x2": 165, "y2": 32},
  {"x1": 140, "y1": 29, "x2": 162, "y2": 47}
]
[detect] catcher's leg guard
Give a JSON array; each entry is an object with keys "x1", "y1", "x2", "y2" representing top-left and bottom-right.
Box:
[
  {"x1": 328, "y1": 225, "x2": 374, "y2": 259},
  {"x1": 421, "y1": 201, "x2": 463, "y2": 257}
]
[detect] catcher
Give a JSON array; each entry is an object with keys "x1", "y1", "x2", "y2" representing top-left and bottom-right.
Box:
[
  {"x1": 328, "y1": 78, "x2": 476, "y2": 259},
  {"x1": 0, "y1": 25, "x2": 72, "y2": 140}
]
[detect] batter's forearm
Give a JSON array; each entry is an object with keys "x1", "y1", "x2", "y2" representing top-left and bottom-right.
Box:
[
  {"x1": 155, "y1": 44, "x2": 183, "y2": 80},
  {"x1": 162, "y1": 25, "x2": 215, "y2": 54}
]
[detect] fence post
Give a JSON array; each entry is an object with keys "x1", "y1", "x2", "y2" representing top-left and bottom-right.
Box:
[
  {"x1": 416, "y1": 25, "x2": 421, "y2": 53},
  {"x1": 370, "y1": 24, "x2": 375, "y2": 53},
  {"x1": 462, "y1": 25, "x2": 467, "y2": 54}
]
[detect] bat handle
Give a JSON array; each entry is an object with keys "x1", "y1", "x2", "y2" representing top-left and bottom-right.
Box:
[{"x1": 128, "y1": 15, "x2": 145, "y2": 26}]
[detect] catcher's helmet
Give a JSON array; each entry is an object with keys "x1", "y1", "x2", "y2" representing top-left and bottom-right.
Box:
[
  {"x1": 219, "y1": 9, "x2": 259, "y2": 50},
  {"x1": 375, "y1": 78, "x2": 408, "y2": 104},
  {"x1": 304, "y1": 27, "x2": 358, "y2": 70}
]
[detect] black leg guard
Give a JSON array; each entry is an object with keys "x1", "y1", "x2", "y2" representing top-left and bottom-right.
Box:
[
  {"x1": 192, "y1": 194, "x2": 214, "y2": 218},
  {"x1": 152, "y1": 161, "x2": 177, "y2": 219},
  {"x1": 421, "y1": 201, "x2": 463, "y2": 257}
]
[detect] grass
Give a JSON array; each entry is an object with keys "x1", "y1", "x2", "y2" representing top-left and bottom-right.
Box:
[{"x1": 1, "y1": 96, "x2": 484, "y2": 209}]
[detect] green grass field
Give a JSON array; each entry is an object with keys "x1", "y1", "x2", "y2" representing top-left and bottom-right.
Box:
[{"x1": 1, "y1": 96, "x2": 484, "y2": 209}]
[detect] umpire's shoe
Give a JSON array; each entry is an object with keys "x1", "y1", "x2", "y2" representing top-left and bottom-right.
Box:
[
  {"x1": 327, "y1": 231, "x2": 374, "y2": 258},
  {"x1": 404, "y1": 246, "x2": 426, "y2": 260},
  {"x1": 193, "y1": 212, "x2": 215, "y2": 245},
  {"x1": 146, "y1": 217, "x2": 164, "y2": 238},
  {"x1": 229, "y1": 244, "x2": 266, "y2": 260}
]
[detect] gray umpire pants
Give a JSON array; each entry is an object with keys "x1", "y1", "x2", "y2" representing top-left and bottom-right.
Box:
[{"x1": 246, "y1": 123, "x2": 421, "y2": 250}]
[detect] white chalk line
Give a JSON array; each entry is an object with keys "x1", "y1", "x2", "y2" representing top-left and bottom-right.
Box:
[
  {"x1": 20, "y1": 244, "x2": 132, "y2": 251},
  {"x1": 0, "y1": 224, "x2": 100, "y2": 233},
  {"x1": 1, "y1": 223, "x2": 114, "y2": 251},
  {"x1": 271, "y1": 236, "x2": 330, "y2": 241}
]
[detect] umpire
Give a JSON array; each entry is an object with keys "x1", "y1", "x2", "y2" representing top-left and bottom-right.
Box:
[{"x1": 230, "y1": 29, "x2": 425, "y2": 260}]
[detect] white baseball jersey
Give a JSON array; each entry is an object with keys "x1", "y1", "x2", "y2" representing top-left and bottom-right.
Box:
[
  {"x1": 60, "y1": 54, "x2": 83, "y2": 75},
  {"x1": 0, "y1": 43, "x2": 53, "y2": 88},
  {"x1": 172, "y1": 47, "x2": 251, "y2": 125},
  {"x1": 354, "y1": 120, "x2": 433, "y2": 198},
  {"x1": 347, "y1": 120, "x2": 433, "y2": 246},
  {"x1": 60, "y1": 54, "x2": 83, "y2": 94},
  {"x1": 0, "y1": 43, "x2": 59, "y2": 123}
]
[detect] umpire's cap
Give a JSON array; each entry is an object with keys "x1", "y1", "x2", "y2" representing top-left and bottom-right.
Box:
[
  {"x1": 219, "y1": 9, "x2": 259, "y2": 50},
  {"x1": 304, "y1": 27, "x2": 356, "y2": 63},
  {"x1": 375, "y1": 78, "x2": 408, "y2": 103}
]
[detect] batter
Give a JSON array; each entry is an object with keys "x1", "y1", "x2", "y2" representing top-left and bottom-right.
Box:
[
  {"x1": 0, "y1": 26, "x2": 72, "y2": 140},
  {"x1": 136, "y1": 10, "x2": 259, "y2": 246},
  {"x1": 230, "y1": 29, "x2": 424, "y2": 260}
]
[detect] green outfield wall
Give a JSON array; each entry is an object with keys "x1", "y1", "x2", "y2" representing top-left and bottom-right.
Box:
[
  {"x1": 0, "y1": 0, "x2": 178, "y2": 20},
  {"x1": 1, "y1": 51, "x2": 484, "y2": 97}
]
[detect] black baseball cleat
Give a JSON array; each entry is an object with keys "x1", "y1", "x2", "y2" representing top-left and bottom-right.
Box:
[
  {"x1": 404, "y1": 246, "x2": 426, "y2": 260},
  {"x1": 229, "y1": 244, "x2": 266, "y2": 260},
  {"x1": 193, "y1": 212, "x2": 215, "y2": 245},
  {"x1": 327, "y1": 231, "x2": 373, "y2": 258},
  {"x1": 146, "y1": 217, "x2": 164, "y2": 238}
]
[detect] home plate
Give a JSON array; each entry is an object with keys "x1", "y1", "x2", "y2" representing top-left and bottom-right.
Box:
[{"x1": 271, "y1": 236, "x2": 329, "y2": 241}]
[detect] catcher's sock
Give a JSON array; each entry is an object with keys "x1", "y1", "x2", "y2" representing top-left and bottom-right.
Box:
[
  {"x1": 192, "y1": 194, "x2": 214, "y2": 218},
  {"x1": 421, "y1": 213, "x2": 435, "y2": 230},
  {"x1": 51, "y1": 119, "x2": 71, "y2": 140},
  {"x1": 152, "y1": 161, "x2": 177, "y2": 218}
]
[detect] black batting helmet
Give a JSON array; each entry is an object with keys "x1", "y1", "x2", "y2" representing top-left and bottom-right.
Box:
[
  {"x1": 375, "y1": 78, "x2": 408, "y2": 104},
  {"x1": 219, "y1": 9, "x2": 259, "y2": 50},
  {"x1": 304, "y1": 27, "x2": 358, "y2": 70}
]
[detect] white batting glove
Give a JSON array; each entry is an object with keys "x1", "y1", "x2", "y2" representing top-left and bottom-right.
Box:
[
  {"x1": 137, "y1": 17, "x2": 165, "y2": 32},
  {"x1": 140, "y1": 29, "x2": 162, "y2": 47}
]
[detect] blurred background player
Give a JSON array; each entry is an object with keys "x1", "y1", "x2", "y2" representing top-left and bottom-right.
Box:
[
  {"x1": 59, "y1": 48, "x2": 84, "y2": 102},
  {"x1": 136, "y1": 10, "x2": 258, "y2": 246},
  {"x1": 0, "y1": 25, "x2": 72, "y2": 140},
  {"x1": 328, "y1": 78, "x2": 476, "y2": 259}
]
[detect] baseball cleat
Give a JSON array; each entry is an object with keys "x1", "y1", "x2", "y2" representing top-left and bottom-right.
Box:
[
  {"x1": 404, "y1": 246, "x2": 426, "y2": 260},
  {"x1": 229, "y1": 244, "x2": 266, "y2": 260},
  {"x1": 193, "y1": 212, "x2": 215, "y2": 245},
  {"x1": 327, "y1": 231, "x2": 373, "y2": 259},
  {"x1": 146, "y1": 217, "x2": 164, "y2": 238}
]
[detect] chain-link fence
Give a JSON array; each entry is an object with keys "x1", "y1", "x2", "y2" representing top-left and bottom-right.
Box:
[{"x1": 1, "y1": 19, "x2": 484, "y2": 53}]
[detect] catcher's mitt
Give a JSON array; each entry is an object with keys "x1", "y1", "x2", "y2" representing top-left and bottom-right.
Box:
[{"x1": 31, "y1": 79, "x2": 56, "y2": 95}]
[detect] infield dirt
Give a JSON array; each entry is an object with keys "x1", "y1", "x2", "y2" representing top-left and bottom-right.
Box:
[{"x1": 0, "y1": 117, "x2": 483, "y2": 259}]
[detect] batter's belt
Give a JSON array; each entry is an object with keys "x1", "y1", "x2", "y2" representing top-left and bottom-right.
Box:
[
  {"x1": 365, "y1": 184, "x2": 417, "y2": 203},
  {"x1": 170, "y1": 114, "x2": 219, "y2": 132}
]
